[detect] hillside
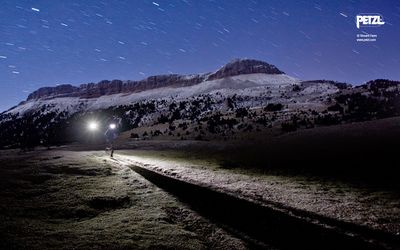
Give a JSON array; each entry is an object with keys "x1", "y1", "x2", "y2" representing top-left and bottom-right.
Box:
[{"x1": 0, "y1": 59, "x2": 400, "y2": 149}]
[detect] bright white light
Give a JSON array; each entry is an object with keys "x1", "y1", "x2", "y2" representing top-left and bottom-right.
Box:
[
  {"x1": 109, "y1": 123, "x2": 116, "y2": 129},
  {"x1": 88, "y1": 121, "x2": 99, "y2": 131}
]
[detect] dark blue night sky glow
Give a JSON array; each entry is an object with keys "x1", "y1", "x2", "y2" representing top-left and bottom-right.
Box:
[{"x1": 0, "y1": 0, "x2": 399, "y2": 111}]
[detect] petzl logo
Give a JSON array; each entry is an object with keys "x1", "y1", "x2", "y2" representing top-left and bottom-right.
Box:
[{"x1": 356, "y1": 14, "x2": 385, "y2": 29}]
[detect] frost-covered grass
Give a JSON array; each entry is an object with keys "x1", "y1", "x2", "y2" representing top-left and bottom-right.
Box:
[
  {"x1": 113, "y1": 141, "x2": 400, "y2": 236},
  {"x1": 0, "y1": 149, "x2": 246, "y2": 249}
]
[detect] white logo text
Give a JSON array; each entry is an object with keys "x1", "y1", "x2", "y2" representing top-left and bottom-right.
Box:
[{"x1": 356, "y1": 14, "x2": 385, "y2": 29}]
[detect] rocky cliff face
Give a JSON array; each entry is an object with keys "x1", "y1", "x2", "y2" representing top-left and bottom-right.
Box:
[
  {"x1": 26, "y1": 59, "x2": 283, "y2": 101},
  {"x1": 27, "y1": 75, "x2": 207, "y2": 101},
  {"x1": 27, "y1": 84, "x2": 79, "y2": 100},
  {"x1": 207, "y1": 59, "x2": 284, "y2": 80}
]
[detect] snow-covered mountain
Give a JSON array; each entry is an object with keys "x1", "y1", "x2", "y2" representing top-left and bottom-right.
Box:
[
  {"x1": 1, "y1": 59, "x2": 399, "y2": 148},
  {"x1": 25, "y1": 59, "x2": 283, "y2": 101},
  {"x1": 4, "y1": 59, "x2": 335, "y2": 117}
]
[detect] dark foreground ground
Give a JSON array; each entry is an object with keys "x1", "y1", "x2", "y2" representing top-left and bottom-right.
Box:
[
  {"x1": 1, "y1": 116, "x2": 400, "y2": 249},
  {"x1": 0, "y1": 149, "x2": 248, "y2": 249}
]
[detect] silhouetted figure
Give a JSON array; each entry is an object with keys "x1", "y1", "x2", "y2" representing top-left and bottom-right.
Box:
[
  {"x1": 104, "y1": 117, "x2": 121, "y2": 157},
  {"x1": 105, "y1": 127, "x2": 117, "y2": 157}
]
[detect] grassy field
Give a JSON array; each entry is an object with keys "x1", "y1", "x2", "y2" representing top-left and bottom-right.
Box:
[
  {"x1": 0, "y1": 149, "x2": 247, "y2": 249},
  {"x1": 118, "y1": 115, "x2": 400, "y2": 188}
]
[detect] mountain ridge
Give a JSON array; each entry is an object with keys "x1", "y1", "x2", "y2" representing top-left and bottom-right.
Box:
[{"x1": 27, "y1": 59, "x2": 284, "y2": 101}]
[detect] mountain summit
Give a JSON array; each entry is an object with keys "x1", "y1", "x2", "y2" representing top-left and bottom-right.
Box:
[{"x1": 208, "y1": 59, "x2": 284, "y2": 80}]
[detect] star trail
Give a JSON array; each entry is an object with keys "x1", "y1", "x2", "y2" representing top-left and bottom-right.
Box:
[{"x1": 0, "y1": 0, "x2": 399, "y2": 111}]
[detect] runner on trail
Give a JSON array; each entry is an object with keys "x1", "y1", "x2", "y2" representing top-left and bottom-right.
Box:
[{"x1": 104, "y1": 117, "x2": 121, "y2": 157}]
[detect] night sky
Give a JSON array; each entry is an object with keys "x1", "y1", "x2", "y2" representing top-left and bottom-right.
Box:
[{"x1": 1, "y1": 0, "x2": 399, "y2": 111}]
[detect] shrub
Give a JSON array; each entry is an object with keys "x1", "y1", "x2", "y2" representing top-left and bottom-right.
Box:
[
  {"x1": 281, "y1": 122, "x2": 297, "y2": 132},
  {"x1": 235, "y1": 107, "x2": 248, "y2": 118},
  {"x1": 130, "y1": 133, "x2": 139, "y2": 139},
  {"x1": 265, "y1": 103, "x2": 283, "y2": 112}
]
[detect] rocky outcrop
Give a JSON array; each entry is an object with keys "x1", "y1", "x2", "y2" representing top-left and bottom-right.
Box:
[
  {"x1": 26, "y1": 59, "x2": 284, "y2": 101},
  {"x1": 207, "y1": 59, "x2": 284, "y2": 80},
  {"x1": 301, "y1": 80, "x2": 352, "y2": 90},
  {"x1": 121, "y1": 74, "x2": 206, "y2": 93},
  {"x1": 27, "y1": 74, "x2": 207, "y2": 100},
  {"x1": 27, "y1": 84, "x2": 79, "y2": 100},
  {"x1": 77, "y1": 74, "x2": 206, "y2": 99}
]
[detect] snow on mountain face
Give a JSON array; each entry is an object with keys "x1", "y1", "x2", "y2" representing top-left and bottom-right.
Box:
[{"x1": 6, "y1": 73, "x2": 299, "y2": 117}]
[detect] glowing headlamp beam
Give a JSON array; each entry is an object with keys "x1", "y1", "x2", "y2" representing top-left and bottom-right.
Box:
[{"x1": 87, "y1": 121, "x2": 99, "y2": 131}]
